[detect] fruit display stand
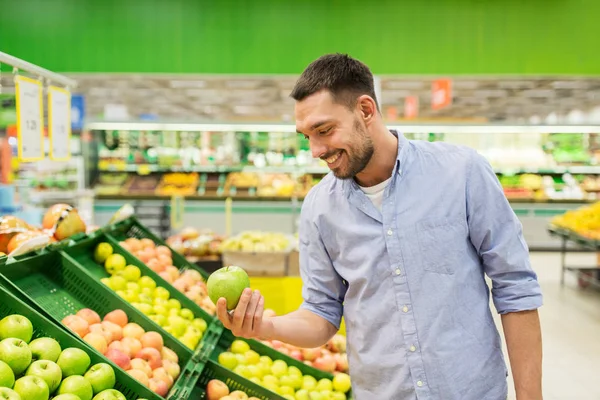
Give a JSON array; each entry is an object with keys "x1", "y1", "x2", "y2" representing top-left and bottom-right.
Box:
[
  {"x1": 0, "y1": 250, "x2": 201, "y2": 399},
  {"x1": 207, "y1": 329, "x2": 353, "y2": 399},
  {"x1": 0, "y1": 282, "x2": 161, "y2": 400}
]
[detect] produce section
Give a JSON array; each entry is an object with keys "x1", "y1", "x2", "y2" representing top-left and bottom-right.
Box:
[{"x1": 0, "y1": 208, "x2": 355, "y2": 400}]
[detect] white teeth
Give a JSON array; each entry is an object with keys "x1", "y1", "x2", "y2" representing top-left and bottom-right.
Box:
[{"x1": 326, "y1": 152, "x2": 341, "y2": 164}]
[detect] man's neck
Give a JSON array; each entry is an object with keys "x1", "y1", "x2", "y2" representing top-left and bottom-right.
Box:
[{"x1": 354, "y1": 129, "x2": 399, "y2": 187}]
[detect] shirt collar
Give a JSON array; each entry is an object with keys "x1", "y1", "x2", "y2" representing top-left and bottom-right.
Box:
[{"x1": 342, "y1": 129, "x2": 409, "y2": 193}]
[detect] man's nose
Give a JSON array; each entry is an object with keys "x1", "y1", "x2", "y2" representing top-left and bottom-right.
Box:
[{"x1": 310, "y1": 141, "x2": 327, "y2": 159}]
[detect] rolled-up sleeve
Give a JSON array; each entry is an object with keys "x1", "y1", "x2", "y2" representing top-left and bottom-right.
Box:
[
  {"x1": 466, "y1": 150, "x2": 543, "y2": 314},
  {"x1": 298, "y1": 189, "x2": 347, "y2": 329}
]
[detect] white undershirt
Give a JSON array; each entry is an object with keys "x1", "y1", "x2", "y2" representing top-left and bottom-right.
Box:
[{"x1": 358, "y1": 177, "x2": 392, "y2": 212}]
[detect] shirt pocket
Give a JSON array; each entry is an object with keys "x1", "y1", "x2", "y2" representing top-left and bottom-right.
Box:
[{"x1": 416, "y1": 216, "x2": 466, "y2": 275}]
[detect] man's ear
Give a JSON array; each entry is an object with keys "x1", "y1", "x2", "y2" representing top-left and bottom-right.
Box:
[{"x1": 358, "y1": 95, "x2": 377, "y2": 123}]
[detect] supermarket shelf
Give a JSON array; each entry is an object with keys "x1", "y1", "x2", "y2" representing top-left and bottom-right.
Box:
[{"x1": 547, "y1": 226, "x2": 600, "y2": 287}]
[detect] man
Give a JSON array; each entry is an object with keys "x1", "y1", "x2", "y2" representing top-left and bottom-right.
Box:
[{"x1": 216, "y1": 53, "x2": 543, "y2": 400}]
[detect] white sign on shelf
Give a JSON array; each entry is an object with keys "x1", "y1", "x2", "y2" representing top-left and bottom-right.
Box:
[
  {"x1": 15, "y1": 75, "x2": 44, "y2": 161},
  {"x1": 48, "y1": 86, "x2": 72, "y2": 161}
]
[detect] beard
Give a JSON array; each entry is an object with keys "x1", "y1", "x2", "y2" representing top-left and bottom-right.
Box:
[{"x1": 329, "y1": 118, "x2": 375, "y2": 180}]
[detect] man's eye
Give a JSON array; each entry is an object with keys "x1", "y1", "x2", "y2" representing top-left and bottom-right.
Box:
[
  {"x1": 319, "y1": 127, "x2": 332, "y2": 135},
  {"x1": 303, "y1": 135, "x2": 309, "y2": 140}
]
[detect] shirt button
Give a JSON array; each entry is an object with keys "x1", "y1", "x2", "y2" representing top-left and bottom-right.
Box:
[
  {"x1": 395, "y1": 268, "x2": 401, "y2": 275},
  {"x1": 402, "y1": 305, "x2": 409, "y2": 313},
  {"x1": 417, "y1": 380, "x2": 423, "y2": 387},
  {"x1": 410, "y1": 345, "x2": 416, "y2": 352},
  {"x1": 387, "y1": 229, "x2": 393, "y2": 236}
]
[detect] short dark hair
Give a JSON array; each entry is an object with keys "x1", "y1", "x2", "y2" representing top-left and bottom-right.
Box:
[{"x1": 290, "y1": 53, "x2": 379, "y2": 111}]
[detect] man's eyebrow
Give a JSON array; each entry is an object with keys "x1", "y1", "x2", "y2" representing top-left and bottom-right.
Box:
[{"x1": 297, "y1": 119, "x2": 333, "y2": 134}]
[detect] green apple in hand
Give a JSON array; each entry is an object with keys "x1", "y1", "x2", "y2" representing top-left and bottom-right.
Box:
[
  {"x1": 57, "y1": 348, "x2": 91, "y2": 377},
  {"x1": 84, "y1": 363, "x2": 116, "y2": 394},
  {"x1": 92, "y1": 389, "x2": 126, "y2": 400},
  {"x1": 29, "y1": 338, "x2": 62, "y2": 362},
  {"x1": 207, "y1": 266, "x2": 251, "y2": 310},
  {"x1": 25, "y1": 360, "x2": 62, "y2": 393},
  {"x1": 0, "y1": 387, "x2": 21, "y2": 400},
  {"x1": 0, "y1": 338, "x2": 32, "y2": 375},
  {"x1": 57, "y1": 375, "x2": 93, "y2": 400},
  {"x1": 0, "y1": 315, "x2": 33, "y2": 343},
  {"x1": 13, "y1": 376, "x2": 49, "y2": 400},
  {"x1": 0, "y1": 360, "x2": 15, "y2": 388}
]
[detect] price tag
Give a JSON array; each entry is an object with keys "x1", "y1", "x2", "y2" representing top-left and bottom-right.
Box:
[
  {"x1": 48, "y1": 86, "x2": 72, "y2": 161},
  {"x1": 15, "y1": 76, "x2": 44, "y2": 161}
]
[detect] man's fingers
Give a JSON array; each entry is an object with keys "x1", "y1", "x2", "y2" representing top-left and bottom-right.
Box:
[
  {"x1": 244, "y1": 290, "x2": 260, "y2": 330},
  {"x1": 216, "y1": 298, "x2": 232, "y2": 329},
  {"x1": 253, "y1": 295, "x2": 265, "y2": 334},
  {"x1": 232, "y1": 288, "x2": 253, "y2": 330}
]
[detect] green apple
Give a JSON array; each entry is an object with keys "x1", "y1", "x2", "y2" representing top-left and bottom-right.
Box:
[
  {"x1": 319, "y1": 390, "x2": 333, "y2": 399},
  {"x1": 167, "y1": 316, "x2": 187, "y2": 337},
  {"x1": 206, "y1": 266, "x2": 250, "y2": 310},
  {"x1": 84, "y1": 363, "x2": 116, "y2": 395},
  {"x1": 13, "y1": 376, "x2": 49, "y2": 400},
  {"x1": 138, "y1": 294, "x2": 153, "y2": 305},
  {"x1": 287, "y1": 365, "x2": 301, "y2": 377},
  {"x1": 57, "y1": 375, "x2": 93, "y2": 400},
  {"x1": 249, "y1": 377, "x2": 261, "y2": 385},
  {"x1": 166, "y1": 299, "x2": 181, "y2": 311},
  {"x1": 294, "y1": 389, "x2": 309, "y2": 400},
  {"x1": 153, "y1": 298, "x2": 168, "y2": 307},
  {"x1": 179, "y1": 308, "x2": 194, "y2": 321},
  {"x1": 235, "y1": 354, "x2": 247, "y2": 365},
  {"x1": 100, "y1": 278, "x2": 113, "y2": 289},
  {"x1": 230, "y1": 340, "x2": 250, "y2": 354},
  {"x1": 245, "y1": 365, "x2": 261, "y2": 379},
  {"x1": 192, "y1": 318, "x2": 207, "y2": 332},
  {"x1": 168, "y1": 308, "x2": 180, "y2": 317},
  {"x1": 0, "y1": 360, "x2": 15, "y2": 388},
  {"x1": 278, "y1": 385, "x2": 294, "y2": 396},
  {"x1": 218, "y1": 352, "x2": 237, "y2": 369},
  {"x1": 109, "y1": 276, "x2": 127, "y2": 291},
  {"x1": 140, "y1": 288, "x2": 153, "y2": 297},
  {"x1": 154, "y1": 287, "x2": 170, "y2": 301},
  {"x1": 148, "y1": 315, "x2": 167, "y2": 327},
  {"x1": 259, "y1": 355, "x2": 273, "y2": 366},
  {"x1": 126, "y1": 282, "x2": 140, "y2": 293},
  {"x1": 94, "y1": 243, "x2": 113, "y2": 264},
  {"x1": 258, "y1": 362, "x2": 271, "y2": 377},
  {"x1": 120, "y1": 265, "x2": 141, "y2": 282},
  {"x1": 282, "y1": 395, "x2": 294, "y2": 400},
  {"x1": 92, "y1": 389, "x2": 126, "y2": 400},
  {"x1": 179, "y1": 336, "x2": 196, "y2": 350},
  {"x1": 308, "y1": 391, "x2": 324, "y2": 400},
  {"x1": 233, "y1": 365, "x2": 249, "y2": 378},
  {"x1": 25, "y1": 360, "x2": 62, "y2": 393},
  {"x1": 262, "y1": 374, "x2": 278, "y2": 387},
  {"x1": 288, "y1": 374, "x2": 302, "y2": 390},
  {"x1": 115, "y1": 290, "x2": 126, "y2": 299},
  {"x1": 331, "y1": 391, "x2": 347, "y2": 400},
  {"x1": 270, "y1": 360, "x2": 288, "y2": 378},
  {"x1": 302, "y1": 375, "x2": 317, "y2": 391},
  {"x1": 0, "y1": 388, "x2": 21, "y2": 400},
  {"x1": 0, "y1": 315, "x2": 33, "y2": 343},
  {"x1": 138, "y1": 276, "x2": 156, "y2": 290},
  {"x1": 29, "y1": 338, "x2": 61, "y2": 362},
  {"x1": 262, "y1": 382, "x2": 279, "y2": 394},
  {"x1": 133, "y1": 303, "x2": 152, "y2": 315},
  {"x1": 122, "y1": 290, "x2": 138, "y2": 303},
  {"x1": 153, "y1": 305, "x2": 169, "y2": 317},
  {"x1": 244, "y1": 350, "x2": 260, "y2": 365},
  {"x1": 0, "y1": 338, "x2": 32, "y2": 375},
  {"x1": 332, "y1": 373, "x2": 351, "y2": 393},
  {"x1": 53, "y1": 394, "x2": 82, "y2": 400},
  {"x1": 278, "y1": 375, "x2": 295, "y2": 388},
  {"x1": 316, "y1": 378, "x2": 332, "y2": 392},
  {"x1": 56, "y1": 348, "x2": 91, "y2": 377}
]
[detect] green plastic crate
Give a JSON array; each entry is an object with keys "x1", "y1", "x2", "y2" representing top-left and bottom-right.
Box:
[
  {"x1": 63, "y1": 233, "x2": 216, "y2": 347},
  {"x1": 0, "y1": 283, "x2": 161, "y2": 400},
  {"x1": 0, "y1": 251, "x2": 196, "y2": 399},
  {"x1": 209, "y1": 329, "x2": 352, "y2": 399},
  {"x1": 190, "y1": 360, "x2": 287, "y2": 400},
  {"x1": 101, "y1": 216, "x2": 210, "y2": 280}
]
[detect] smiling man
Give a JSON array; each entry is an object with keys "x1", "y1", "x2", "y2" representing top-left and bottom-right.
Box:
[{"x1": 216, "y1": 53, "x2": 544, "y2": 400}]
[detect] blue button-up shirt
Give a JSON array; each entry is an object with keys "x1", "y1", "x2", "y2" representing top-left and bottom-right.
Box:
[{"x1": 298, "y1": 132, "x2": 543, "y2": 400}]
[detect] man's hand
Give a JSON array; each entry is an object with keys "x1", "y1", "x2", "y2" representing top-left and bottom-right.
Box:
[{"x1": 216, "y1": 288, "x2": 273, "y2": 340}]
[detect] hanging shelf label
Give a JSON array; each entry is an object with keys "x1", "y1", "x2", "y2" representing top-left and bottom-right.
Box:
[
  {"x1": 15, "y1": 75, "x2": 44, "y2": 161},
  {"x1": 48, "y1": 86, "x2": 72, "y2": 161}
]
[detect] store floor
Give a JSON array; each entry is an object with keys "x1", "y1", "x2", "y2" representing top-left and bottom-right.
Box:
[{"x1": 494, "y1": 252, "x2": 600, "y2": 399}]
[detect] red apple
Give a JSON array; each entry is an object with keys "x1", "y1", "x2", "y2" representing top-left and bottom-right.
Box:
[
  {"x1": 76, "y1": 309, "x2": 101, "y2": 326},
  {"x1": 89, "y1": 324, "x2": 112, "y2": 344},
  {"x1": 152, "y1": 367, "x2": 173, "y2": 389},
  {"x1": 101, "y1": 321, "x2": 123, "y2": 342},
  {"x1": 140, "y1": 332, "x2": 163, "y2": 352},
  {"x1": 83, "y1": 333, "x2": 108, "y2": 354},
  {"x1": 290, "y1": 350, "x2": 303, "y2": 361},
  {"x1": 334, "y1": 353, "x2": 348, "y2": 372},
  {"x1": 104, "y1": 310, "x2": 128, "y2": 328},
  {"x1": 122, "y1": 323, "x2": 144, "y2": 340},
  {"x1": 313, "y1": 354, "x2": 336, "y2": 373},
  {"x1": 127, "y1": 369, "x2": 149, "y2": 386},
  {"x1": 121, "y1": 338, "x2": 142, "y2": 359},
  {"x1": 160, "y1": 347, "x2": 178, "y2": 364},
  {"x1": 270, "y1": 340, "x2": 283, "y2": 350},
  {"x1": 135, "y1": 348, "x2": 162, "y2": 370},
  {"x1": 129, "y1": 359, "x2": 152, "y2": 377},
  {"x1": 158, "y1": 272, "x2": 173, "y2": 284},
  {"x1": 62, "y1": 315, "x2": 89, "y2": 338},
  {"x1": 162, "y1": 360, "x2": 180, "y2": 380},
  {"x1": 105, "y1": 349, "x2": 131, "y2": 370},
  {"x1": 206, "y1": 379, "x2": 229, "y2": 400},
  {"x1": 149, "y1": 378, "x2": 168, "y2": 397},
  {"x1": 302, "y1": 348, "x2": 320, "y2": 362}
]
